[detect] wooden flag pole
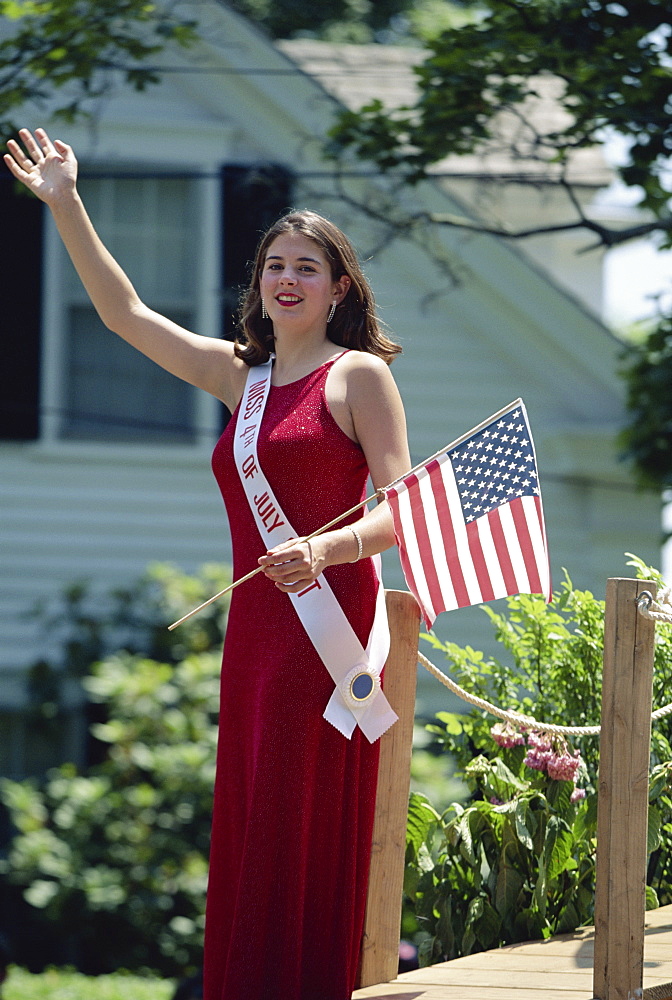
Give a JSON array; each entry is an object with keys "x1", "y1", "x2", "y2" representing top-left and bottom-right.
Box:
[
  {"x1": 167, "y1": 492, "x2": 382, "y2": 630},
  {"x1": 167, "y1": 397, "x2": 523, "y2": 630}
]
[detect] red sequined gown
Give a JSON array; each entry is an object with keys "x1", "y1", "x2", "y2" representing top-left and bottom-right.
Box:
[{"x1": 204, "y1": 356, "x2": 381, "y2": 1000}]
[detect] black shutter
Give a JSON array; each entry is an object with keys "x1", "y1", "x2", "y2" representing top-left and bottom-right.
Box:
[
  {"x1": 0, "y1": 177, "x2": 43, "y2": 440},
  {"x1": 221, "y1": 163, "x2": 294, "y2": 342}
]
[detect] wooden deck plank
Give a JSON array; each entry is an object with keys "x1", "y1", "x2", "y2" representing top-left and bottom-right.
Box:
[
  {"x1": 354, "y1": 985, "x2": 592, "y2": 998},
  {"x1": 352, "y1": 904, "x2": 672, "y2": 1000},
  {"x1": 405, "y1": 968, "x2": 594, "y2": 988}
]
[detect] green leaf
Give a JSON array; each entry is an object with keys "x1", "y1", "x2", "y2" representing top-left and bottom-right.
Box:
[
  {"x1": 462, "y1": 896, "x2": 484, "y2": 955},
  {"x1": 533, "y1": 854, "x2": 548, "y2": 919},
  {"x1": 455, "y1": 809, "x2": 476, "y2": 866},
  {"x1": 474, "y1": 899, "x2": 502, "y2": 951},
  {"x1": 24, "y1": 879, "x2": 60, "y2": 909},
  {"x1": 545, "y1": 817, "x2": 574, "y2": 881},
  {"x1": 646, "y1": 885, "x2": 659, "y2": 911},
  {"x1": 555, "y1": 899, "x2": 581, "y2": 934},
  {"x1": 650, "y1": 763, "x2": 672, "y2": 802},
  {"x1": 514, "y1": 799, "x2": 534, "y2": 852},
  {"x1": 433, "y1": 712, "x2": 465, "y2": 736},
  {"x1": 435, "y1": 890, "x2": 455, "y2": 959},
  {"x1": 407, "y1": 792, "x2": 441, "y2": 858},
  {"x1": 647, "y1": 805, "x2": 662, "y2": 856},
  {"x1": 495, "y1": 862, "x2": 524, "y2": 917},
  {"x1": 418, "y1": 935, "x2": 439, "y2": 968}
]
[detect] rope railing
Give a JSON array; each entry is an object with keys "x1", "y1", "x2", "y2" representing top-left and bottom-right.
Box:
[
  {"x1": 415, "y1": 586, "x2": 672, "y2": 737},
  {"x1": 636, "y1": 587, "x2": 672, "y2": 624}
]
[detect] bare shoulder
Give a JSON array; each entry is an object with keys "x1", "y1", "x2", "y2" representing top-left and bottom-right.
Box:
[
  {"x1": 338, "y1": 349, "x2": 391, "y2": 377},
  {"x1": 326, "y1": 349, "x2": 407, "y2": 470},
  {"x1": 333, "y1": 350, "x2": 399, "y2": 398},
  {"x1": 338, "y1": 351, "x2": 409, "y2": 485}
]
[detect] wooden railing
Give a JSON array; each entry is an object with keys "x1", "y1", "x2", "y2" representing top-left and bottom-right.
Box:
[
  {"x1": 357, "y1": 590, "x2": 420, "y2": 989},
  {"x1": 357, "y1": 579, "x2": 662, "y2": 1000},
  {"x1": 594, "y1": 577, "x2": 657, "y2": 1000}
]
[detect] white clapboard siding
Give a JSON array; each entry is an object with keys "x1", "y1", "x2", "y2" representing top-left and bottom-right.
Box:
[{"x1": 1, "y1": 444, "x2": 232, "y2": 676}]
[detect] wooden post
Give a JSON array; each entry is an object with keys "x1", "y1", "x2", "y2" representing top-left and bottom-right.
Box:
[
  {"x1": 593, "y1": 577, "x2": 657, "y2": 1000},
  {"x1": 357, "y1": 590, "x2": 420, "y2": 989}
]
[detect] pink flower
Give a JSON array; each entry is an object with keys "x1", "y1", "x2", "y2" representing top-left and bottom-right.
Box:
[
  {"x1": 570, "y1": 787, "x2": 586, "y2": 803},
  {"x1": 524, "y1": 745, "x2": 553, "y2": 771},
  {"x1": 491, "y1": 722, "x2": 526, "y2": 748},
  {"x1": 522, "y1": 731, "x2": 583, "y2": 784},
  {"x1": 546, "y1": 752, "x2": 580, "y2": 782}
]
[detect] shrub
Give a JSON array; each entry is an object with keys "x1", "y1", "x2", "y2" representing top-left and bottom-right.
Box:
[
  {"x1": 404, "y1": 557, "x2": 672, "y2": 964},
  {"x1": 4, "y1": 966, "x2": 173, "y2": 1000},
  {"x1": 1, "y1": 564, "x2": 230, "y2": 976}
]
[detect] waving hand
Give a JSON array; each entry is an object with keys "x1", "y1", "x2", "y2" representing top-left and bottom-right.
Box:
[{"x1": 4, "y1": 128, "x2": 78, "y2": 204}]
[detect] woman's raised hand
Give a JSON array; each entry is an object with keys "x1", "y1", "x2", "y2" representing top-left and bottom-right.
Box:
[{"x1": 4, "y1": 128, "x2": 78, "y2": 204}]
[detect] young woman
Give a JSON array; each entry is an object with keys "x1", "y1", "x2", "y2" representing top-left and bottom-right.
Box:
[{"x1": 5, "y1": 128, "x2": 411, "y2": 1000}]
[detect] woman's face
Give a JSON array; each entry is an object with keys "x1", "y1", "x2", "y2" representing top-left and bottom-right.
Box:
[{"x1": 259, "y1": 232, "x2": 349, "y2": 334}]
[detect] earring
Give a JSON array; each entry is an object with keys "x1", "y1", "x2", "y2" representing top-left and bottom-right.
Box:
[
  {"x1": 261, "y1": 299, "x2": 268, "y2": 320},
  {"x1": 327, "y1": 301, "x2": 336, "y2": 324}
]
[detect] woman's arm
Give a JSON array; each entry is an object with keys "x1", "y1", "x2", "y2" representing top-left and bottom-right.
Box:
[
  {"x1": 259, "y1": 355, "x2": 411, "y2": 591},
  {"x1": 4, "y1": 128, "x2": 244, "y2": 408}
]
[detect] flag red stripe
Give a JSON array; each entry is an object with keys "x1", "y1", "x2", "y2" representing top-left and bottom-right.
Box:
[
  {"x1": 510, "y1": 496, "x2": 543, "y2": 595},
  {"x1": 487, "y1": 508, "x2": 518, "y2": 594},
  {"x1": 426, "y1": 459, "x2": 470, "y2": 608},
  {"x1": 466, "y1": 520, "x2": 495, "y2": 603},
  {"x1": 406, "y1": 472, "x2": 446, "y2": 621},
  {"x1": 387, "y1": 487, "x2": 433, "y2": 626}
]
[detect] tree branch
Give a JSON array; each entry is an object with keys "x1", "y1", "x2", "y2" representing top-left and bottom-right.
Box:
[{"x1": 414, "y1": 210, "x2": 672, "y2": 250}]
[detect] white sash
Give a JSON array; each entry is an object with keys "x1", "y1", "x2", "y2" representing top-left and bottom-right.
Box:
[{"x1": 233, "y1": 357, "x2": 398, "y2": 743}]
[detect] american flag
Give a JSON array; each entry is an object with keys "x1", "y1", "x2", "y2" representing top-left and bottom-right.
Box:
[{"x1": 384, "y1": 400, "x2": 551, "y2": 628}]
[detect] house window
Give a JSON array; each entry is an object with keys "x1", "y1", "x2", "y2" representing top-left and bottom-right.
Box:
[{"x1": 57, "y1": 174, "x2": 199, "y2": 444}]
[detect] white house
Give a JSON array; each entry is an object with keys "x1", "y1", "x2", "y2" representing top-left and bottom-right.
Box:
[{"x1": 0, "y1": 2, "x2": 660, "y2": 776}]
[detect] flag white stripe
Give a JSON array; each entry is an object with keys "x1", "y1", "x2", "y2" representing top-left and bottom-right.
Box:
[
  {"x1": 523, "y1": 495, "x2": 551, "y2": 596},
  {"x1": 440, "y1": 458, "x2": 483, "y2": 606},
  {"x1": 476, "y1": 513, "x2": 507, "y2": 599}
]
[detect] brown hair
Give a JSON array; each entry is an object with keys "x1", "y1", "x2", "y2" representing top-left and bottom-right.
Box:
[{"x1": 234, "y1": 210, "x2": 402, "y2": 366}]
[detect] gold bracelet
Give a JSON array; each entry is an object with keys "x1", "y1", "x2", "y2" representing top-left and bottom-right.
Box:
[{"x1": 348, "y1": 526, "x2": 363, "y2": 563}]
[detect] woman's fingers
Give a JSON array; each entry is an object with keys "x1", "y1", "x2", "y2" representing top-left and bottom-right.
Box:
[
  {"x1": 34, "y1": 127, "x2": 59, "y2": 157},
  {"x1": 261, "y1": 551, "x2": 305, "y2": 580},
  {"x1": 8, "y1": 129, "x2": 63, "y2": 170},
  {"x1": 258, "y1": 539, "x2": 316, "y2": 589},
  {"x1": 5, "y1": 138, "x2": 34, "y2": 173},
  {"x1": 17, "y1": 128, "x2": 45, "y2": 162}
]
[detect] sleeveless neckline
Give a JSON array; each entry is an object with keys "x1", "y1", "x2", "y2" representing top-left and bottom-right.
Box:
[{"x1": 270, "y1": 350, "x2": 347, "y2": 389}]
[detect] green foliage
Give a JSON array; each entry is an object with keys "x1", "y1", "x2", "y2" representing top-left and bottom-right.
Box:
[
  {"x1": 403, "y1": 559, "x2": 672, "y2": 963},
  {"x1": 0, "y1": 0, "x2": 197, "y2": 143},
  {"x1": 405, "y1": 770, "x2": 596, "y2": 964},
  {"x1": 329, "y1": 0, "x2": 672, "y2": 226},
  {"x1": 423, "y1": 573, "x2": 608, "y2": 780},
  {"x1": 409, "y1": 727, "x2": 468, "y2": 815},
  {"x1": 1, "y1": 564, "x2": 229, "y2": 975},
  {"x1": 619, "y1": 314, "x2": 672, "y2": 490},
  {"x1": 5, "y1": 966, "x2": 173, "y2": 1000},
  {"x1": 23, "y1": 561, "x2": 230, "y2": 741},
  {"x1": 325, "y1": 2, "x2": 672, "y2": 490},
  {"x1": 227, "y1": 0, "x2": 474, "y2": 43}
]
